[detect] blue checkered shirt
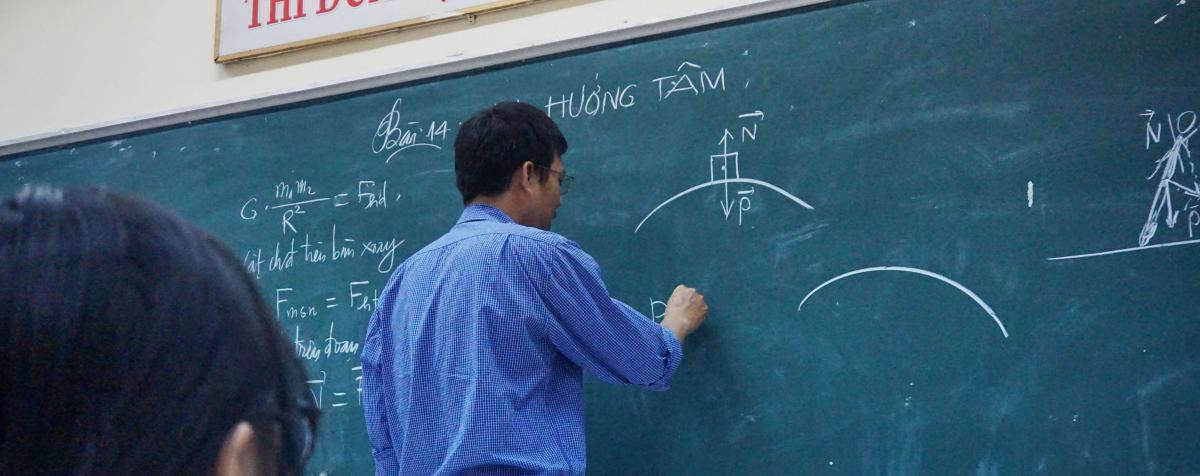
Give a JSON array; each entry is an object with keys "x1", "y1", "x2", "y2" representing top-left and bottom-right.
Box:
[{"x1": 360, "y1": 204, "x2": 683, "y2": 475}]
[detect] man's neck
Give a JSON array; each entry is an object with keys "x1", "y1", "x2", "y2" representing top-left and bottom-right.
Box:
[{"x1": 469, "y1": 195, "x2": 530, "y2": 227}]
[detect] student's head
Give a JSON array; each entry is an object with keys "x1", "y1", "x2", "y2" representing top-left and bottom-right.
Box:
[
  {"x1": 0, "y1": 186, "x2": 317, "y2": 475},
  {"x1": 454, "y1": 101, "x2": 570, "y2": 221}
]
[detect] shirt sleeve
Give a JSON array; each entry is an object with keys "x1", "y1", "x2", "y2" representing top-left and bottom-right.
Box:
[
  {"x1": 533, "y1": 239, "x2": 683, "y2": 391},
  {"x1": 360, "y1": 307, "x2": 399, "y2": 475}
]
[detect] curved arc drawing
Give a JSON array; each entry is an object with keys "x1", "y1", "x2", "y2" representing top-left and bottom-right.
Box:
[
  {"x1": 796, "y1": 266, "x2": 1010, "y2": 338},
  {"x1": 386, "y1": 143, "x2": 442, "y2": 163},
  {"x1": 634, "y1": 178, "x2": 814, "y2": 232}
]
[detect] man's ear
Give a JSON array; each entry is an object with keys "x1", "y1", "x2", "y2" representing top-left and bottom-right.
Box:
[
  {"x1": 516, "y1": 161, "x2": 537, "y2": 192},
  {"x1": 214, "y1": 422, "x2": 262, "y2": 476}
]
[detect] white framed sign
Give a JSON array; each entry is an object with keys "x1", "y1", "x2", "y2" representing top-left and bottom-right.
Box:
[{"x1": 215, "y1": 0, "x2": 542, "y2": 63}]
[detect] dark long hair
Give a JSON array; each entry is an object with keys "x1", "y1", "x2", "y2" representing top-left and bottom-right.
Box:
[{"x1": 0, "y1": 186, "x2": 316, "y2": 475}]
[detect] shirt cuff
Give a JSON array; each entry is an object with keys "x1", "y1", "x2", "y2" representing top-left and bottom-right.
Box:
[{"x1": 648, "y1": 324, "x2": 684, "y2": 391}]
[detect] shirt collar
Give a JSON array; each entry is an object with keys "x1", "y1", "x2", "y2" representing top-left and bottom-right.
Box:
[{"x1": 456, "y1": 204, "x2": 516, "y2": 225}]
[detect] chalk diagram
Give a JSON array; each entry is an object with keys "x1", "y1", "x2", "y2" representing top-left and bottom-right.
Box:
[
  {"x1": 634, "y1": 111, "x2": 814, "y2": 232},
  {"x1": 1138, "y1": 110, "x2": 1199, "y2": 246},
  {"x1": 1049, "y1": 109, "x2": 1200, "y2": 261},
  {"x1": 796, "y1": 266, "x2": 1010, "y2": 339}
]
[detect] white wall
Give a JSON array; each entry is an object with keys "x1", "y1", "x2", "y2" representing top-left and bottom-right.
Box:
[{"x1": 0, "y1": 0, "x2": 788, "y2": 146}]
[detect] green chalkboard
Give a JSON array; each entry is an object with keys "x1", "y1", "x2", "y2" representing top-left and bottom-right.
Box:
[{"x1": 4, "y1": 0, "x2": 1200, "y2": 473}]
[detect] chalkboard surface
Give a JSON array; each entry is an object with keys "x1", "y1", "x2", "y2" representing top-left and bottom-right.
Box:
[{"x1": 4, "y1": 0, "x2": 1200, "y2": 473}]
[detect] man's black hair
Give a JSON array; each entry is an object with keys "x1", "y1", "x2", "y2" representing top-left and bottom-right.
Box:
[
  {"x1": 0, "y1": 186, "x2": 317, "y2": 475},
  {"x1": 454, "y1": 101, "x2": 569, "y2": 204}
]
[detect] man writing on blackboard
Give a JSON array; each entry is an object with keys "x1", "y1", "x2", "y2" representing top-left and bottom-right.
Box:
[{"x1": 360, "y1": 101, "x2": 708, "y2": 475}]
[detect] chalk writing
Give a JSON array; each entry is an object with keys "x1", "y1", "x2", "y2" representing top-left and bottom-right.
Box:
[
  {"x1": 354, "y1": 365, "x2": 364, "y2": 405},
  {"x1": 649, "y1": 298, "x2": 666, "y2": 323},
  {"x1": 305, "y1": 367, "x2": 362, "y2": 411},
  {"x1": 273, "y1": 282, "x2": 379, "y2": 325},
  {"x1": 306, "y1": 371, "x2": 326, "y2": 409},
  {"x1": 292, "y1": 322, "x2": 363, "y2": 362},
  {"x1": 652, "y1": 61, "x2": 727, "y2": 101},
  {"x1": 545, "y1": 74, "x2": 638, "y2": 119},
  {"x1": 275, "y1": 288, "x2": 318, "y2": 320},
  {"x1": 239, "y1": 179, "x2": 400, "y2": 233},
  {"x1": 324, "y1": 322, "x2": 361, "y2": 361},
  {"x1": 295, "y1": 326, "x2": 322, "y2": 362},
  {"x1": 358, "y1": 180, "x2": 390, "y2": 209},
  {"x1": 543, "y1": 60, "x2": 730, "y2": 121},
  {"x1": 241, "y1": 226, "x2": 404, "y2": 278},
  {"x1": 360, "y1": 236, "x2": 406, "y2": 273},
  {"x1": 372, "y1": 97, "x2": 451, "y2": 163},
  {"x1": 348, "y1": 280, "x2": 381, "y2": 313}
]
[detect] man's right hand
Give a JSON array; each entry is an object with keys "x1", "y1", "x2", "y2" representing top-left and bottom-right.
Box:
[{"x1": 662, "y1": 284, "x2": 708, "y2": 344}]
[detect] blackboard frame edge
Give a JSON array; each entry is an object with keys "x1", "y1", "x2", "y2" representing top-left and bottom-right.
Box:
[{"x1": 0, "y1": 0, "x2": 840, "y2": 160}]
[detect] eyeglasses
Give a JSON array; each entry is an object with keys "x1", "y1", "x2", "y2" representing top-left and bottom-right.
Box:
[{"x1": 534, "y1": 164, "x2": 574, "y2": 195}]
